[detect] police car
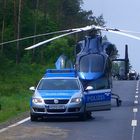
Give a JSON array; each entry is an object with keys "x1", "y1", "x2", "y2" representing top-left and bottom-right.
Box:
[{"x1": 29, "y1": 69, "x2": 111, "y2": 121}]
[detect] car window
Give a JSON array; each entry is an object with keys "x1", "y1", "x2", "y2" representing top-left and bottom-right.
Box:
[
  {"x1": 86, "y1": 76, "x2": 110, "y2": 90},
  {"x1": 37, "y1": 79, "x2": 80, "y2": 90}
]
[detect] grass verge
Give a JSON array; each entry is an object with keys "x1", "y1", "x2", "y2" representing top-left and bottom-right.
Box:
[{"x1": 0, "y1": 62, "x2": 52, "y2": 123}]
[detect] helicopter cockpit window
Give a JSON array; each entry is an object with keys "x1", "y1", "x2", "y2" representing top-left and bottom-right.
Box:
[
  {"x1": 79, "y1": 56, "x2": 89, "y2": 72},
  {"x1": 79, "y1": 54, "x2": 104, "y2": 72}
]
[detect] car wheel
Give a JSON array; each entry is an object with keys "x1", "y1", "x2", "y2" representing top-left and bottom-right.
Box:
[
  {"x1": 86, "y1": 111, "x2": 92, "y2": 119},
  {"x1": 30, "y1": 114, "x2": 38, "y2": 122},
  {"x1": 79, "y1": 112, "x2": 87, "y2": 121}
]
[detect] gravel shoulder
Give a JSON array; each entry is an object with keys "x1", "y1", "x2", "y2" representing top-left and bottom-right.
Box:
[{"x1": 0, "y1": 111, "x2": 30, "y2": 129}]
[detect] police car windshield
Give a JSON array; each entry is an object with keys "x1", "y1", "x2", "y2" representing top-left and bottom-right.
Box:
[{"x1": 37, "y1": 79, "x2": 80, "y2": 90}]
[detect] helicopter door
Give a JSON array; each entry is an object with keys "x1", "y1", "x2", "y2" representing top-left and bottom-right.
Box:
[{"x1": 84, "y1": 77, "x2": 111, "y2": 111}]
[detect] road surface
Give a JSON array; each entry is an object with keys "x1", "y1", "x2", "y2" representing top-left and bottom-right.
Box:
[{"x1": 0, "y1": 80, "x2": 140, "y2": 140}]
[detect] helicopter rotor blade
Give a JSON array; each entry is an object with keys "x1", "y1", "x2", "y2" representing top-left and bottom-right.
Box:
[
  {"x1": 104, "y1": 28, "x2": 140, "y2": 34},
  {"x1": 25, "y1": 24, "x2": 140, "y2": 50},
  {"x1": 25, "y1": 26, "x2": 93, "y2": 50},
  {"x1": 119, "y1": 30, "x2": 140, "y2": 34},
  {"x1": 90, "y1": 25, "x2": 140, "y2": 41},
  {"x1": 25, "y1": 30, "x2": 80, "y2": 50},
  {"x1": 102, "y1": 28, "x2": 140, "y2": 41},
  {"x1": 106, "y1": 29, "x2": 140, "y2": 40},
  {"x1": 0, "y1": 29, "x2": 74, "y2": 46},
  {"x1": 1, "y1": 23, "x2": 140, "y2": 47}
]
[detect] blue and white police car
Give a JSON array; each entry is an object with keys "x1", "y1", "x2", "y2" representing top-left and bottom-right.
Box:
[{"x1": 29, "y1": 69, "x2": 111, "y2": 121}]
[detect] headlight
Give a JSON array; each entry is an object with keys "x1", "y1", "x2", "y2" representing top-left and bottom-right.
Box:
[
  {"x1": 71, "y1": 97, "x2": 82, "y2": 103},
  {"x1": 32, "y1": 98, "x2": 44, "y2": 104}
]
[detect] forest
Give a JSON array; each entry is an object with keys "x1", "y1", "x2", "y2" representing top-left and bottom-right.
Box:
[
  {"x1": 0, "y1": 0, "x2": 105, "y2": 64},
  {"x1": 0, "y1": 0, "x2": 116, "y2": 122}
]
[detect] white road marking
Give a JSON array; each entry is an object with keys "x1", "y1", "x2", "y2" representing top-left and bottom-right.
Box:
[
  {"x1": 0, "y1": 117, "x2": 30, "y2": 133},
  {"x1": 131, "y1": 83, "x2": 139, "y2": 140},
  {"x1": 132, "y1": 127, "x2": 135, "y2": 140},
  {"x1": 135, "y1": 95, "x2": 138, "y2": 98},
  {"x1": 131, "y1": 120, "x2": 137, "y2": 127},
  {"x1": 134, "y1": 100, "x2": 138, "y2": 104},
  {"x1": 133, "y1": 108, "x2": 138, "y2": 113}
]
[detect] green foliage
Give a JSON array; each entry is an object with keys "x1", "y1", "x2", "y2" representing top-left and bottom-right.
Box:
[
  {"x1": 0, "y1": 94, "x2": 30, "y2": 123},
  {"x1": 46, "y1": 38, "x2": 74, "y2": 63},
  {"x1": 0, "y1": 0, "x2": 107, "y2": 123},
  {"x1": 0, "y1": 57, "x2": 51, "y2": 123},
  {"x1": 0, "y1": 0, "x2": 105, "y2": 63},
  {"x1": 112, "y1": 62, "x2": 120, "y2": 76}
]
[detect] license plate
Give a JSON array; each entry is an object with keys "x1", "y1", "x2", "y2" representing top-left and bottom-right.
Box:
[{"x1": 49, "y1": 105, "x2": 65, "y2": 109}]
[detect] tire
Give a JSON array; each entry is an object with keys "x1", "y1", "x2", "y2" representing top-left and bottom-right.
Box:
[
  {"x1": 30, "y1": 114, "x2": 38, "y2": 122},
  {"x1": 79, "y1": 112, "x2": 87, "y2": 121},
  {"x1": 86, "y1": 111, "x2": 92, "y2": 119},
  {"x1": 117, "y1": 99, "x2": 122, "y2": 107}
]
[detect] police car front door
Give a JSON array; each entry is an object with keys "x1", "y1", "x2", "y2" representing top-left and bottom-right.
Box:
[{"x1": 84, "y1": 88, "x2": 111, "y2": 111}]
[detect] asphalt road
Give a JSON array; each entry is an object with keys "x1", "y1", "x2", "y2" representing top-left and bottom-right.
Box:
[{"x1": 0, "y1": 80, "x2": 140, "y2": 140}]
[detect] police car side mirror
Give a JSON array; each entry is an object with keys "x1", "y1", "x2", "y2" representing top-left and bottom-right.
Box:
[
  {"x1": 85, "y1": 86, "x2": 93, "y2": 91},
  {"x1": 29, "y1": 86, "x2": 35, "y2": 92}
]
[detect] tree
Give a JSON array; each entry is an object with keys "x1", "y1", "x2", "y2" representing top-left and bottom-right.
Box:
[
  {"x1": 1, "y1": 0, "x2": 6, "y2": 54},
  {"x1": 32, "y1": 0, "x2": 39, "y2": 63},
  {"x1": 16, "y1": 0, "x2": 22, "y2": 64}
]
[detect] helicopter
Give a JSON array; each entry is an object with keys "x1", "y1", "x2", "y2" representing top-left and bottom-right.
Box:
[
  {"x1": 23, "y1": 24, "x2": 140, "y2": 110},
  {"x1": 24, "y1": 25, "x2": 140, "y2": 80},
  {"x1": 1, "y1": 24, "x2": 140, "y2": 111}
]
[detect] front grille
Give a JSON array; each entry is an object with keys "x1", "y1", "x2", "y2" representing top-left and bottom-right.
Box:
[
  {"x1": 33, "y1": 108, "x2": 45, "y2": 112},
  {"x1": 68, "y1": 107, "x2": 80, "y2": 112},
  {"x1": 47, "y1": 109, "x2": 66, "y2": 112},
  {"x1": 44, "y1": 99, "x2": 69, "y2": 104}
]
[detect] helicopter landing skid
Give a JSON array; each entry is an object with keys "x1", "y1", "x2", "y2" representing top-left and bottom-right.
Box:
[{"x1": 111, "y1": 93, "x2": 122, "y2": 107}]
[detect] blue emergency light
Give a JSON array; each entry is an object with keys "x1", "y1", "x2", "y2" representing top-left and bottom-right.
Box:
[{"x1": 44, "y1": 69, "x2": 77, "y2": 77}]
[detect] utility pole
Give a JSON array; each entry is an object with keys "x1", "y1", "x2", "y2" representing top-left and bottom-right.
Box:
[{"x1": 125, "y1": 44, "x2": 129, "y2": 79}]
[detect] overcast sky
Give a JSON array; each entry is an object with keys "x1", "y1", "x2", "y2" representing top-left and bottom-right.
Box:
[{"x1": 82, "y1": 0, "x2": 140, "y2": 73}]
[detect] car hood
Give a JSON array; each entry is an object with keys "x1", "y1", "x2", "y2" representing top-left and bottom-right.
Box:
[{"x1": 36, "y1": 90, "x2": 80, "y2": 99}]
